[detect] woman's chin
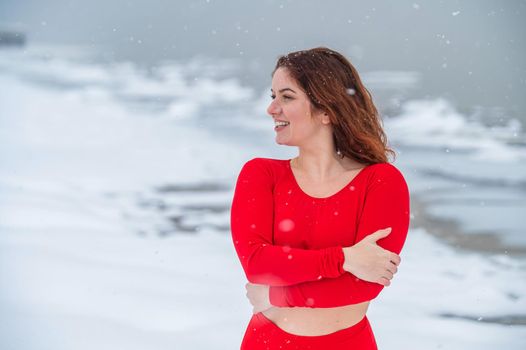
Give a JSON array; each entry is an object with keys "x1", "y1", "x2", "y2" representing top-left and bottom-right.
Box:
[
  {"x1": 275, "y1": 134, "x2": 291, "y2": 144},
  {"x1": 275, "y1": 136, "x2": 298, "y2": 147}
]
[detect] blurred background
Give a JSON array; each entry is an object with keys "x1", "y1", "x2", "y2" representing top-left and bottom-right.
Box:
[{"x1": 0, "y1": 0, "x2": 525, "y2": 349}]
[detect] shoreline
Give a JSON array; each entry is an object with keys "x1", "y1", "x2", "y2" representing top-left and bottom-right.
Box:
[{"x1": 410, "y1": 193, "x2": 526, "y2": 257}]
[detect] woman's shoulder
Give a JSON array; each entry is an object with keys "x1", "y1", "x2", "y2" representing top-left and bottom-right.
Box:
[
  {"x1": 243, "y1": 157, "x2": 288, "y2": 169},
  {"x1": 367, "y1": 161, "x2": 403, "y2": 174},
  {"x1": 365, "y1": 162, "x2": 408, "y2": 184},
  {"x1": 238, "y1": 157, "x2": 288, "y2": 178}
]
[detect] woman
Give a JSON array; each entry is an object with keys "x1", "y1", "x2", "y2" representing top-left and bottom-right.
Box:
[{"x1": 230, "y1": 47, "x2": 410, "y2": 349}]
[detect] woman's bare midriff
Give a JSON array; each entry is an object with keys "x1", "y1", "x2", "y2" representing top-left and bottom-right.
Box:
[{"x1": 261, "y1": 301, "x2": 370, "y2": 336}]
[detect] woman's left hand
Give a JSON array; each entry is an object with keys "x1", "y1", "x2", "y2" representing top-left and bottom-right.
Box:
[{"x1": 245, "y1": 282, "x2": 272, "y2": 314}]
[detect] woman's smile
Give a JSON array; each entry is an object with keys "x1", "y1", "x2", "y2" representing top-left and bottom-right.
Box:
[{"x1": 274, "y1": 120, "x2": 290, "y2": 131}]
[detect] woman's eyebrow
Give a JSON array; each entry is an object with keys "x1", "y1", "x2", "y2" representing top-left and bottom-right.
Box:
[{"x1": 270, "y1": 88, "x2": 297, "y2": 94}]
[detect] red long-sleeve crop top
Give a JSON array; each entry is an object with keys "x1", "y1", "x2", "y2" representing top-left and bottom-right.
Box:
[{"x1": 230, "y1": 157, "x2": 410, "y2": 308}]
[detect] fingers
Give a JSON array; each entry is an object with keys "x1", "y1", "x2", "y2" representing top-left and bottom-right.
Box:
[
  {"x1": 378, "y1": 276, "x2": 391, "y2": 286},
  {"x1": 379, "y1": 262, "x2": 398, "y2": 286},
  {"x1": 386, "y1": 261, "x2": 398, "y2": 275},
  {"x1": 390, "y1": 252, "x2": 401, "y2": 266},
  {"x1": 381, "y1": 249, "x2": 400, "y2": 270},
  {"x1": 245, "y1": 283, "x2": 253, "y2": 302}
]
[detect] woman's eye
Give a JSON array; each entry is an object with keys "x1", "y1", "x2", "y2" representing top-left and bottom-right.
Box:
[{"x1": 270, "y1": 94, "x2": 292, "y2": 100}]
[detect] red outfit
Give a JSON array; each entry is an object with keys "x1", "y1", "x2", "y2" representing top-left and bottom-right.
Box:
[
  {"x1": 241, "y1": 312, "x2": 378, "y2": 350},
  {"x1": 230, "y1": 157, "x2": 410, "y2": 348}
]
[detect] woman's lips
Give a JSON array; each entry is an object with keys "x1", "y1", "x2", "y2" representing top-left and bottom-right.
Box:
[{"x1": 275, "y1": 124, "x2": 289, "y2": 131}]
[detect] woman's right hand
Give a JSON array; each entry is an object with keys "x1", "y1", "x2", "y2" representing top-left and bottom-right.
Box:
[{"x1": 342, "y1": 227, "x2": 401, "y2": 286}]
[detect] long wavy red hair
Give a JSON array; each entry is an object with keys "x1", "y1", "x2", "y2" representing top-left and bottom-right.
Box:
[{"x1": 273, "y1": 47, "x2": 396, "y2": 164}]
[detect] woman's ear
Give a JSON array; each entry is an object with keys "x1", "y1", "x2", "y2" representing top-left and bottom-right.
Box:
[
  {"x1": 321, "y1": 112, "x2": 331, "y2": 125},
  {"x1": 312, "y1": 106, "x2": 330, "y2": 125}
]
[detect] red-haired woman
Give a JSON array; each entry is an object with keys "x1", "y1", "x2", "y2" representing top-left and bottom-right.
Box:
[{"x1": 230, "y1": 47, "x2": 410, "y2": 349}]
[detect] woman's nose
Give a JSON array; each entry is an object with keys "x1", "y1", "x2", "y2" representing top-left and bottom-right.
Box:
[{"x1": 267, "y1": 99, "x2": 280, "y2": 116}]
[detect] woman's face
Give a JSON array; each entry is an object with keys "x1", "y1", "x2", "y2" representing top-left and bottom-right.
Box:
[{"x1": 267, "y1": 67, "x2": 326, "y2": 146}]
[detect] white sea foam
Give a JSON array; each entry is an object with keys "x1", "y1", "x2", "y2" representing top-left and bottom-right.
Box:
[{"x1": 385, "y1": 98, "x2": 525, "y2": 162}]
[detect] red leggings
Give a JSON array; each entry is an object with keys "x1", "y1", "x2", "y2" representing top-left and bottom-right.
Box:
[{"x1": 240, "y1": 312, "x2": 378, "y2": 350}]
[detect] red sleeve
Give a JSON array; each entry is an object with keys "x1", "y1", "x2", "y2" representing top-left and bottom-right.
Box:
[
  {"x1": 230, "y1": 158, "x2": 346, "y2": 286},
  {"x1": 268, "y1": 164, "x2": 410, "y2": 307}
]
